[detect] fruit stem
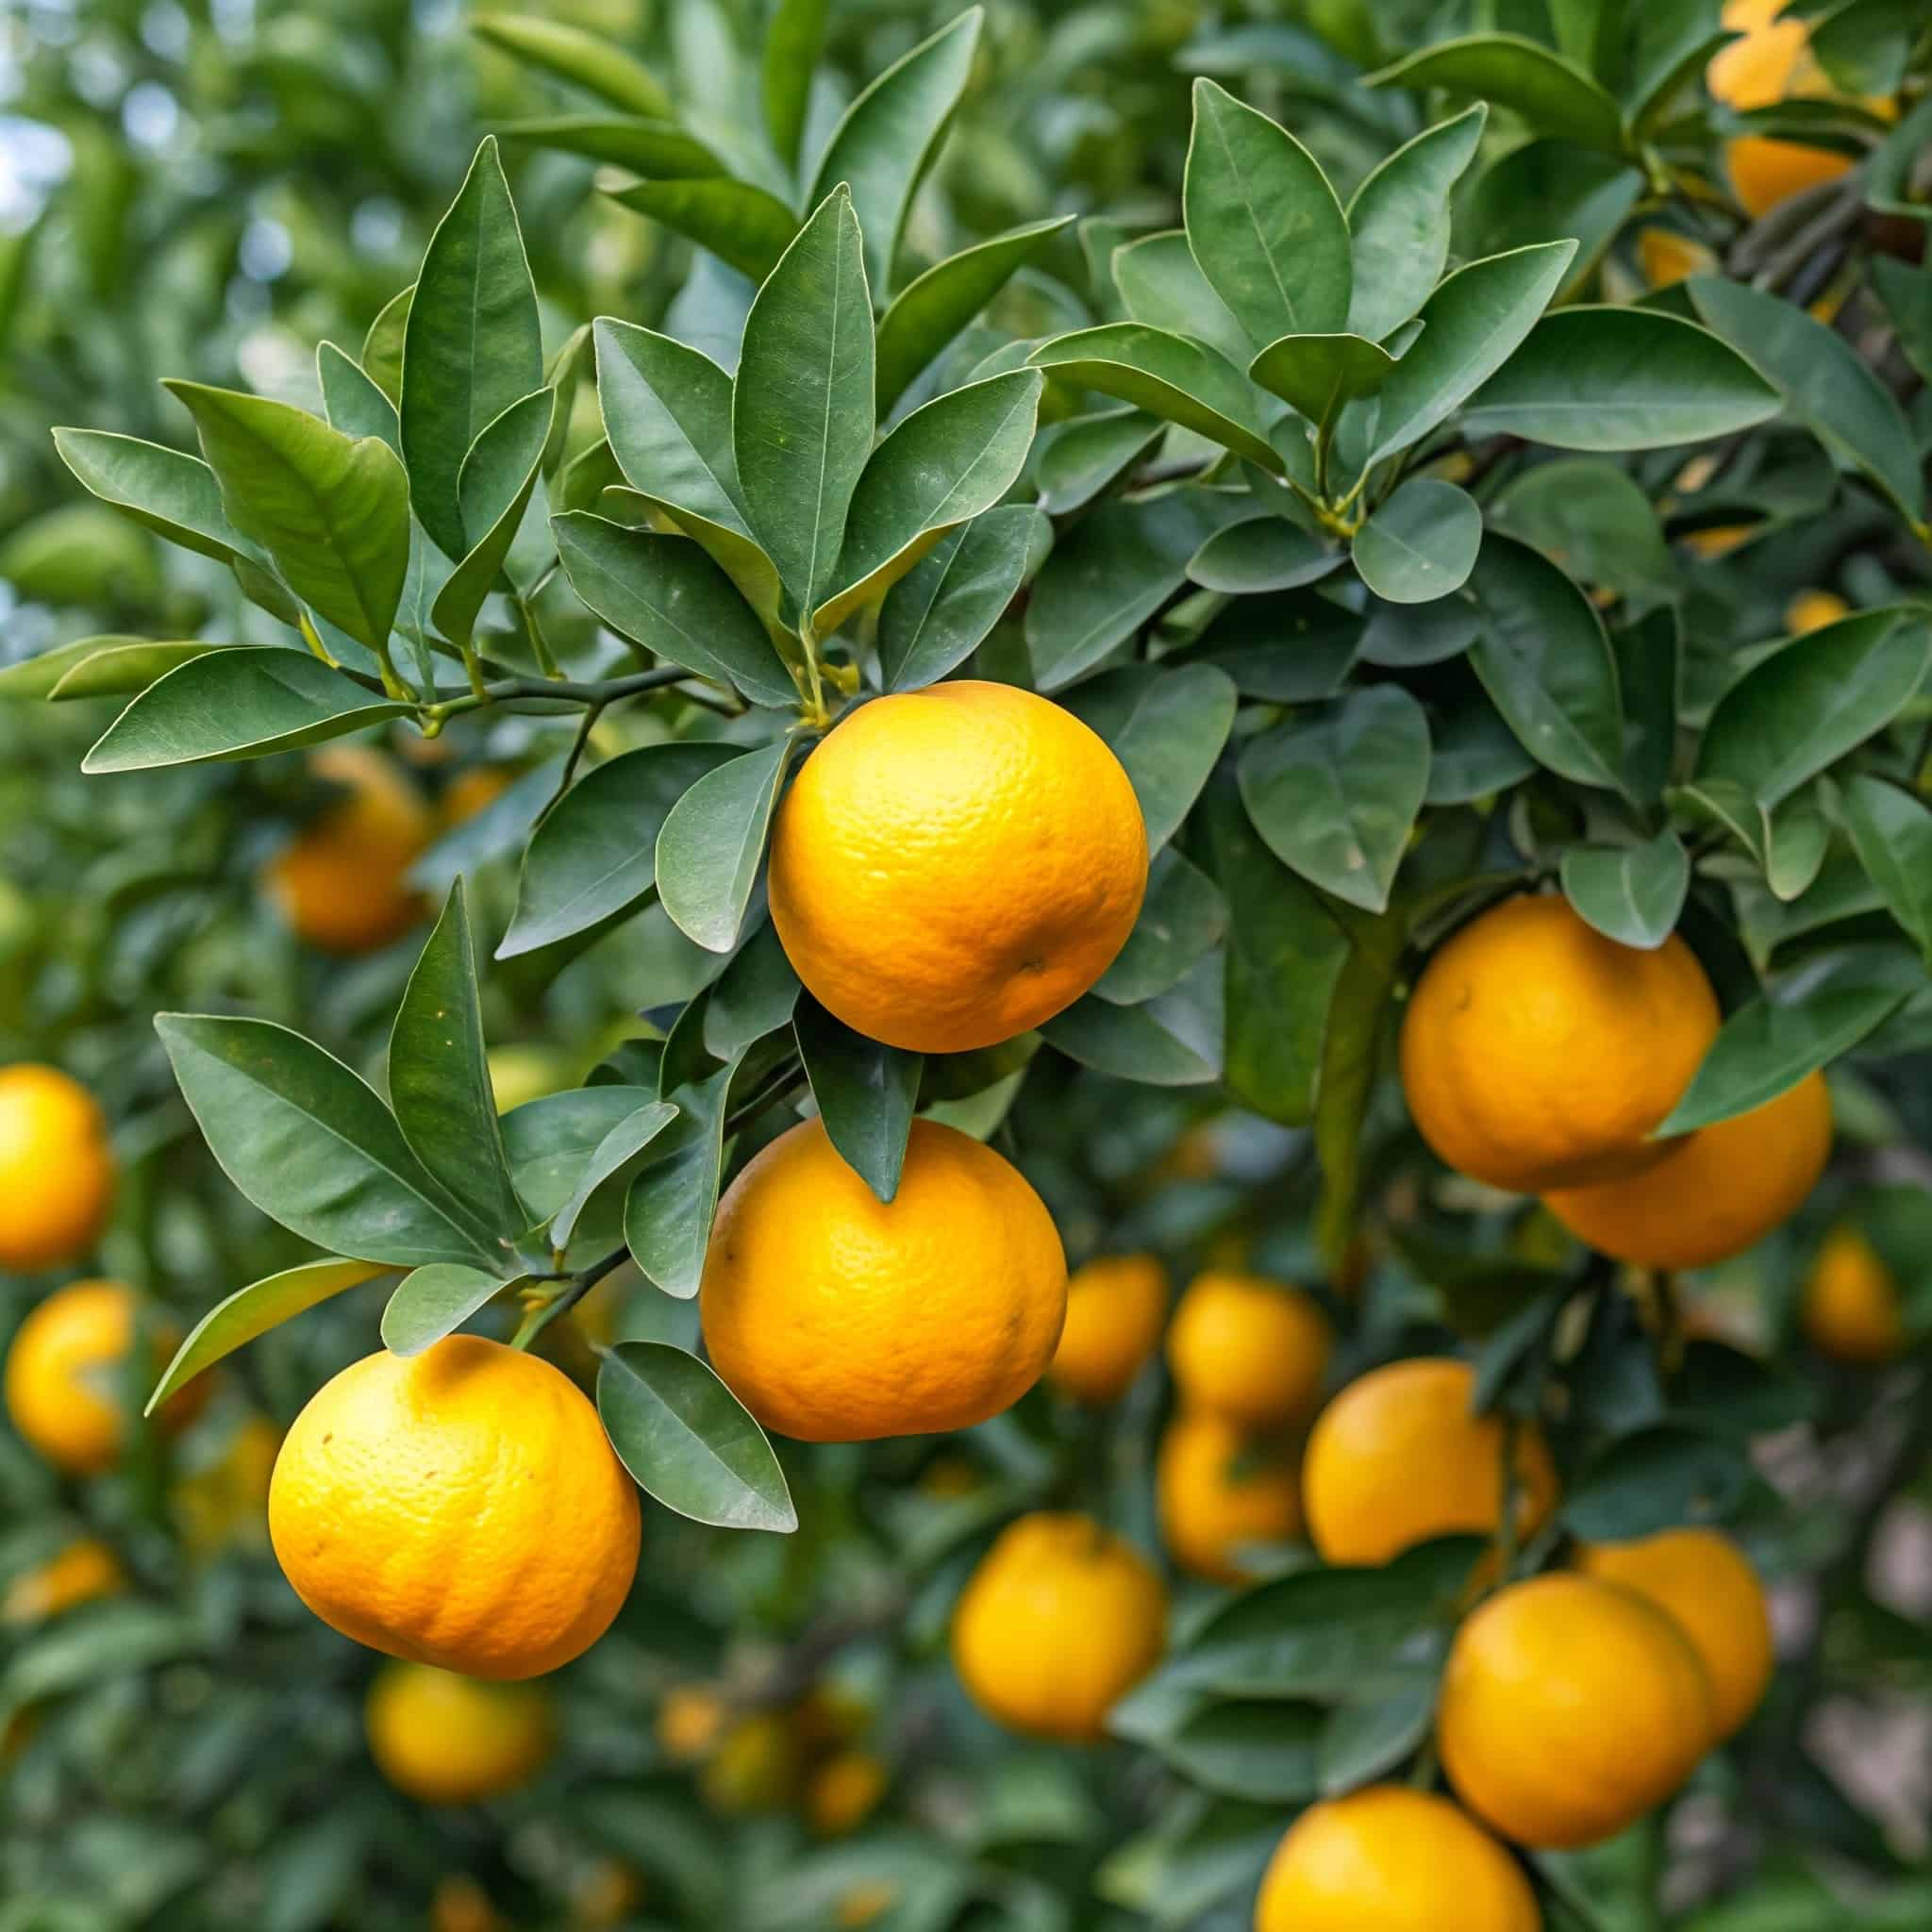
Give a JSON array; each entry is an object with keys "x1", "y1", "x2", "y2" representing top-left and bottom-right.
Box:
[{"x1": 510, "y1": 1244, "x2": 631, "y2": 1352}]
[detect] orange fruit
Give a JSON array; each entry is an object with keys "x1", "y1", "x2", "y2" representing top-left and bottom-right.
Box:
[
  {"x1": 1543, "y1": 1071, "x2": 1830, "y2": 1270},
  {"x1": 951, "y1": 1511, "x2": 1167, "y2": 1742},
  {"x1": 1, "y1": 1537, "x2": 125, "y2": 1624},
  {"x1": 430, "y1": 1875, "x2": 508, "y2": 1932},
  {"x1": 701, "y1": 1117, "x2": 1066, "y2": 1442},
  {"x1": 1400, "y1": 893, "x2": 1720, "y2": 1192},
  {"x1": 4, "y1": 1278, "x2": 205, "y2": 1474},
  {"x1": 1636, "y1": 226, "x2": 1719, "y2": 290},
  {"x1": 768, "y1": 681, "x2": 1148, "y2": 1053},
  {"x1": 1576, "y1": 1528, "x2": 1774, "y2": 1740},
  {"x1": 1725, "y1": 137, "x2": 1854, "y2": 217},
  {"x1": 263, "y1": 744, "x2": 432, "y2": 954},
  {"x1": 1786, "y1": 589, "x2": 1850, "y2": 634},
  {"x1": 1302, "y1": 1358, "x2": 1559, "y2": 1568},
  {"x1": 268, "y1": 1335, "x2": 640, "y2": 1678},
  {"x1": 1166, "y1": 1270, "x2": 1332, "y2": 1431},
  {"x1": 1439, "y1": 1574, "x2": 1715, "y2": 1848},
  {"x1": 657, "y1": 1684, "x2": 728, "y2": 1761},
  {"x1": 808, "y1": 1750, "x2": 889, "y2": 1836},
  {"x1": 366, "y1": 1663, "x2": 554, "y2": 1804},
  {"x1": 441, "y1": 765, "x2": 514, "y2": 824},
  {"x1": 1802, "y1": 1225, "x2": 1906, "y2": 1364},
  {"x1": 573, "y1": 1860, "x2": 646, "y2": 1927},
  {"x1": 1047, "y1": 1253, "x2": 1168, "y2": 1405},
  {"x1": 1680, "y1": 522, "x2": 1764, "y2": 560},
  {"x1": 1156, "y1": 1409, "x2": 1303, "y2": 1585},
  {"x1": 1255, "y1": 1786, "x2": 1540, "y2": 1932},
  {"x1": 0, "y1": 1062, "x2": 115, "y2": 1272}
]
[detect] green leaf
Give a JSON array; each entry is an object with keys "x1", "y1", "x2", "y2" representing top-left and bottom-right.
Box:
[
  {"x1": 598, "y1": 1341, "x2": 796, "y2": 1531},
  {"x1": 1094, "y1": 848, "x2": 1228, "y2": 1006},
  {"x1": 1039, "y1": 993, "x2": 1220, "y2": 1088},
  {"x1": 705, "y1": 925, "x2": 802, "y2": 1058},
  {"x1": 1367, "y1": 242, "x2": 1577, "y2": 466},
  {"x1": 502, "y1": 1086, "x2": 658, "y2": 1226},
  {"x1": 1467, "y1": 534, "x2": 1627, "y2": 796},
  {"x1": 1627, "y1": 0, "x2": 1730, "y2": 127},
  {"x1": 878, "y1": 503, "x2": 1047, "y2": 691},
  {"x1": 1038, "y1": 408, "x2": 1164, "y2": 515},
  {"x1": 551, "y1": 1102, "x2": 679, "y2": 1249},
  {"x1": 1027, "y1": 325, "x2": 1279, "y2": 470},
  {"x1": 492, "y1": 115, "x2": 723, "y2": 176},
  {"x1": 1612, "y1": 607, "x2": 1679, "y2": 807},
  {"x1": 362, "y1": 285, "x2": 411, "y2": 404},
  {"x1": 734, "y1": 187, "x2": 874, "y2": 617},
  {"x1": 1809, "y1": 0, "x2": 1923, "y2": 96},
  {"x1": 594, "y1": 319, "x2": 749, "y2": 534},
  {"x1": 1871, "y1": 257, "x2": 1932, "y2": 384},
  {"x1": 1488, "y1": 458, "x2": 1674, "y2": 605},
  {"x1": 1462, "y1": 308, "x2": 1781, "y2": 451},
  {"x1": 1111, "y1": 230, "x2": 1252, "y2": 369},
  {"x1": 762, "y1": 0, "x2": 829, "y2": 170},
  {"x1": 1314, "y1": 916, "x2": 1406, "y2": 1267},
  {"x1": 6, "y1": 637, "x2": 216, "y2": 703},
  {"x1": 807, "y1": 8, "x2": 982, "y2": 299},
  {"x1": 1187, "y1": 518, "x2": 1340, "y2": 595},
  {"x1": 1658, "y1": 946, "x2": 1922, "y2": 1134},
  {"x1": 1345, "y1": 105, "x2": 1488, "y2": 341},
  {"x1": 389, "y1": 881, "x2": 525, "y2": 1240},
  {"x1": 875, "y1": 217, "x2": 1073, "y2": 413},
  {"x1": 50, "y1": 427, "x2": 258, "y2": 566},
  {"x1": 1187, "y1": 591, "x2": 1366, "y2": 697},
  {"x1": 82, "y1": 649, "x2": 409, "y2": 773},
  {"x1": 1183, "y1": 78, "x2": 1352, "y2": 346},
  {"x1": 1238, "y1": 686, "x2": 1430, "y2": 913},
  {"x1": 499, "y1": 742, "x2": 737, "y2": 958},
  {"x1": 1365, "y1": 33, "x2": 1625, "y2": 152},
  {"x1": 1318, "y1": 1678, "x2": 1437, "y2": 1796},
  {"x1": 469, "y1": 11, "x2": 671, "y2": 116},
  {"x1": 402, "y1": 138, "x2": 543, "y2": 560},
  {"x1": 1560, "y1": 830, "x2": 1690, "y2": 950},
  {"x1": 162, "y1": 383, "x2": 409, "y2": 655},
  {"x1": 1465, "y1": 141, "x2": 1641, "y2": 297},
  {"x1": 379, "y1": 1263, "x2": 517, "y2": 1357},
  {"x1": 1562, "y1": 1426, "x2": 1752, "y2": 1541},
  {"x1": 1163, "y1": 1703, "x2": 1324, "y2": 1804},
  {"x1": 1353, "y1": 477, "x2": 1481, "y2": 604},
  {"x1": 814, "y1": 371, "x2": 1042, "y2": 635},
  {"x1": 145, "y1": 1258, "x2": 388, "y2": 1415},
  {"x1": 1060, "y1": 663, "x2": 1239, "y2": 853},
  {"x1": 1867, "y1": 93, "x2": 1932, "y2": 225},
  {"x1": 1248, "y1": 332, "x2": 1398, "y2": 431},
  {"x1": 317, "y1": 340, "x2": 402, "y2": 452},
  {"x1": 156, "y1": 1014, "x2": 497, "y2": 1268},
  {"x1": 603, "y1": 178, "x2": 799, "y2": 284},
  {"x1": 1841, "y1": 775, "x2": 1932, "y2": 961},
  {"x1": 1424, "y1": 687, "x2": 1538, "y2": 804},
  {"x1": 656, "y1": 740, "x2": 794, "y2": 952},
  {"x1": 431, "y1": 387, "x2": 554, "y2": 648},
  {"x1": 1694, "y1": 609, "x2": 1932, "y2": 811},
  {"x1": 794, "y1": 996, "x2": 922, "y2": 1203},
  {"x1": 551, "y1": 511, "x2": 794, "y2": 706},
  {"x1": 625, "y1": 1058, "x2": 741, "y2": 1298},
  {"x1": 1688, "y1": 275, "x2": 1926, "y2": 524}
]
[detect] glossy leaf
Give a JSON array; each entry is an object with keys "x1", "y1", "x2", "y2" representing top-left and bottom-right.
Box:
[
  {"x1": 1841, "y1": 775, "x2": 1932, "y2": 960},
  {"x1": 594, "y1": 320, "x2": 747, "y2": 532},
  {"x1": 1248, "y1": 332, "x2": 1397, "y2": 431},
  {"x1": 1314, "y1": 915, "x2": 1405, "y2": 1265},
  {"x1": 1366, "y1": 33, "x2": 1624, "y2": 152},
  {"x1": 1188, "y1": 518, "x2": 1339, "y2": 595},
  {"x1": 1345, "y1": 105, "x2": 1486, "y2": 341},
  {"x1": 1465, "y1": 141, "x2": 1640, "y2": 298},
  {"x1": 1561, "y1": 831, "x2": 1690, "y2": 951},
  {"x1": 1094, "y1": 848, "x2": 1228, "y2": 1007},
  {"x1": 361, "y1": 285, "x2": 411, "y2": 403},
  {"x1": 1318, "y1": 1679, "x2": 1437, "y2": 1797},
  {"x1": 493, "y1": 115, "x2": 723, "y2": 176},
  {"x1": 1062, "y1": 663, "x2": 1239, "y2": 854},
  {"x1": 761, "y1": 0, "x2": 828, "y2": 169},
  {"x1": 550, "y1": 1102, "x2": 678, "y2": 1249},
  {"x1": 379, "y1": 1263, "x2": 516, "y2": 1357},
  {"x1": 1037, "y1": 408, "x2": 1163, "y2": 515},
  {"x1": 470, "y1": 11, "x2": 671, "y2": 116},
  {"x1": 431, "y1": 387, "x2": 554, "y2": 648},
  {"x1": 50, "y1": 427, "x2": 258, "y2": 566},
  {"x1": 794, "y1": 996, "x2": 922, "y2": 1203},
  {"x1": 38, "y1": 640, "x2": 219, "y2": 703},
  {"x1": 317, "y1": 340, "x2": 401, "y2": 453},
  {"x1": 598, "y1": 1341, "x2": 796, "y2": 1532},
  {"x1": 1111, "y1": 229, "x2": 1252, "y2": 368},
  {"x1": 1563, "y1": 1427, "x2": 1752, "y2": 1541},
  {"x1": 1040, "y1": 992, "x2": 1219, "y2": 1088},
  {"x1": 502, "y1": 1086, "x2": 658, "y2": 1226},
  {"x1": 656, "y1": 740, "x2": 794, "y2": 953},
  {"x1": 1163, "y1": 1703, "x2": 1323, "y2": 1803},
  {"x1": 1353, "y1": 477, "x2": 1481, "y2": 604},
  {"x1": 877, "y1": 503, "x2": 1046, "y2": 691},
  {"x1": 604, "y1": 178, "x2": 799, "y2": 284},
  {"x1": 625, "y1": 1058, "x2": 741, "y2": 1299},
  {"x1": 704, "y1": 925, "x2": 802, "y2": 1059}
]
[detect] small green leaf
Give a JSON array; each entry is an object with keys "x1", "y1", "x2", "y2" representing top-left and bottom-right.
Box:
[
  {"x1": 1318, "y1": 1678, "x2": 1437, "y2": 1797},
  {"x1": 761, "y1": 0, "x2": 829, "y2": 170},
  {"x1": 1353, "y1": 477, "x2": 1481, "y2": 605},
  {"x1": 1188, "y1": 518, "x2": 1340, "y2": 595},
  {"x1": 656, "y1": 741, "x2": 794, "y2": 953},
  {"x1": 1060, "y1": 662, "x2": 1239, "y2": 853},
  {"x1": 878, "y1": 503, "x2": 1046, "y2": 691},
  {"x1": 50, "y1": 427, "x2": 259, "y2": 566},
  {"x1": 1345, "y1": 105, "x2": 1487, "y2": 342},
  {"x1": 794, "y1": 996, "x2": 922, "y2": 1203},
  {"x1": 625, "y1": 1058, "x2": 741, "y2": 1299},
  {"x1": 379, "y1": 1263, "x2": 517, "y2": 1357},
  {"x1": 1162, "y1": 1703, "x2": 1323, "y2": 1804},
  {"x1": 594, "y1": 319, "x2": 748, "y2": 534},
  {"x1": 431, "y1": 387, "x2": 555, "y2": 649},
  {"x1": 503, "y1": 1086, "x2": 658, "y2": 1228},
  {"x1": 603, "y1": 178, "x2": 799, "y2": 283},
  {"x1": 146, "y1": 1258, "x2": 388, "y2": 1415},
  {"x1": 1037, "y1": 408, "x2": 1163, "y2": 516},
  {"x1": 1314, "y1": 915, "x2": 1406, "y2": 1266},
  {"x1": 1563, "y1": 1426, "x2": 1752, "y2": 1541},
  {"x1": 1249, "y1": 332, "x2": 1398, "y2": 430},
  {"x1": 705, "y1": 925, "x2": 802, "y2": 1059},
  {"x1": 597, "y1": 1341, "x2": 797, "y2": 1531},
  {"x1": 33, "y1": 639, "x2": 219, "y2": 703},
  {"x1": 362, "y1": 285, "x2": 411, "y2": 403},
  {"x1": 551, "y1": 1102, "x2": 678, "y2": 1249},
  {"x1": 1841, "y1": 774, "x2": 1932, "y2": 961},
  {"x1": 1489, "y1": 458, "x2": 1674, "y2": 605},
  {"x1": 1093, "y1": 848, "x2": 1228, "y2": 1007},
  {"x1": 1111, "y1": 229, "x2": 1251, "y2": 368},
  {"x1": 316, "y1": 340, "x2": 401, "y2": 452},
  {"x1": 1560, "y1": 830, "x2": 1690, "y2": 951},
  {"x1": 1366, "y1": 33, "x2": 1625, "y2": 152},
  {"x1": 1039, "y1": 992, "x2": 1220, "y2": 1087},
  {"x1": 492, "y1": 115, "x2": 723, "y2": 176},
  {"x1": 469, "y1": 12, "x2": 671, "y2": 116}
]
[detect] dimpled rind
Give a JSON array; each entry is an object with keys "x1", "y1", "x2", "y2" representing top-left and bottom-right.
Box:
[
  {"x1": 767, "y1": 681, "x2": 1148, "y2": 1054},
  {"x1": 700, "y1": 1116, "x2": 1067, "y2": 1442},
  {"x1": 268, "y1": 1336, "x2": 641, "y2": 1680}
]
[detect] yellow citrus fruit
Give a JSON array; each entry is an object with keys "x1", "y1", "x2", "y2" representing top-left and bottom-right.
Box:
[
  {"x1": 441, "y1": 766, "x2": 515, "y2": 824},
  {"x1": 1439, "y1": 1574, "x2": 1715, "y2": 1848},
  {"x1": 701, "y1": 1117, "x2": 1066, "y2": 1442},
  {"x1": 1636, "y1": 226, "x2": 1719, "y2": 290},
  {"x1": 1681, "y1": 522, "x2": 1763, "y2": 559},
  {"x1": 808, "y1": 1750, "x2": 890, "y2": 1836},
  {"x1": 1543, "y1": 1071, "x2": 1831, "y2": 1271},
  {"x1": 1256, "y1": 1786, "x2": 1540, "y2": 1932},
  {"x1": 4, "y1": 1278, "x2": 205, "y2": 1474},
  {"x1": 1302, "y1": 1358, "x2": 1559, "y2": 1568},
  {"x1": 2, "y1": 1537, "x2": 125, "y2": 1624},
  {"x1": 430, "y1": 1875, "x2": 508, "y2": 1932},
  {"x1": 767, "y1": 681, "x2": 1148, "y2": 1053},
  {"x1": 366, "y1": 1663, "x2": 554, "y2": 1805},
  {"x1": 1725, "y1": 136, "x2": 1854, "y2": 216},
  {"x1": 264, "y1": 745, "x2": 432, "y2": 954},
  {"x1": 1576, "y1": 1528, "x2": 1774, "y2": 1740},
  {"x1": 701, "y1": 1711, "x2": 803, "y2": 1812},
  {"x1": 1400, "y1": 893, "x2": 1721, "y2": 1192},
  {"x1": 1047, "y1": 1253, "x2": 1168, "y2": 1405},
  {"x1": 657, "y1": 1684, "x2": 728, "y2": 1761},
  {"x1": 1802, "y1": 1226, "x2": 1906, "y2": 1364},
  {"x1": 268, "y1": 1336, "x2": 641, "y2": 1678},
  {"x1": 0, "y1": 1062, "x2": 115, "y2": 1272},
  {"x1": 1166, "y1": 1270, "x2": 1332, "y2": 1431},
  {"x1": 1787, "y1": 589, "x2": 1851, "y2": 634},
  {"x1": 951, "y1": 1512, "x2": 1167, "y2": 1742},
  {"x1": 1156, "y1": 1409, "x2": 1303, "y2": 1586}
]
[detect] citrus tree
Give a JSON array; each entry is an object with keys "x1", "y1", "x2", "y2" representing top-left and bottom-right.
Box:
[{"x1": 4, "y1": 0, "x2": 1932, "y2": 1927}]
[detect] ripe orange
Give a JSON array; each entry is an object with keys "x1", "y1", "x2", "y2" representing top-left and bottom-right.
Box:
[
  {"x1": 0, "y1": 1062, "x2": 115, "y2": 1272},
  {"x1": 1576, "y1": 1528, "x2": 1774, "y2": 1740},
  {"x1": 366, "y1": 1663, "x2": 554, "y2": 1805},
  {"x1": 441, "y1": 766, "x2": 514, "y2": 824},
  {"x1": 1439, "y1": 1574, "x2": 1714, "y2": 1848},
  {"x1": 1255, "y1": 1786, "x2": 1540, "y2": 1932},
  {"x1": 1787, "y1": 589, "x2": 1850, "y2": 634},
  {"x1": 808, "y1": 1751, "x2": 889, "y2": 1836},
  {"x1": 430, "y1": 1876, "x2": 507, "y2": 1932},
  {"x1": 263, "y1": 744, "x2": 432, "y2": 954},
  {"x1": 767, "y1": 681, "x2": 1147, "y2": 1053},
  {"x1": 4, "y1": 1278, "x2": 205, "y2": 1474},
  {"x1": 1302, "y1": 1358, "x2": 1559, "y2": 1567},
  {"x1": 951, "y1": 1512, "x2": 1167, "y2": 1742},
  {"x1": 1543, "y1": 1071, "x2": 1830, "y2": 1270},
  {"x1": 1156, "y1": 1409, "x2": 1303, "y2": 1585},
  {"x1": 701, "y1": 1117, "x2": 1066, "y2": 1442},
  {"x1": 1400, "y1": 893, "x2": 1720, "y2": 1192},
  {"x1": 1047, "y1": 1253, "x2": 1168, "y2": 1405},
  {"x1": 1636, "y1": 227, "x2": 1719, "y2": 290},
  {"x1": 268, "y1": 1335, "x2": 641, "y2": 1678},
  {"x1": 1165, "y1": 1270, "x2": 1332, "y2": 1431},
  {"x1": 1802, "y1": 1226, "x2": 1906, "y2": 1364},
  {"x1": 656, "y1": 1684, "x2": 728, "y2": 1761},
  {"x1": 1, "y1": 1537, "x2": 125, "y2": 1624}
]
